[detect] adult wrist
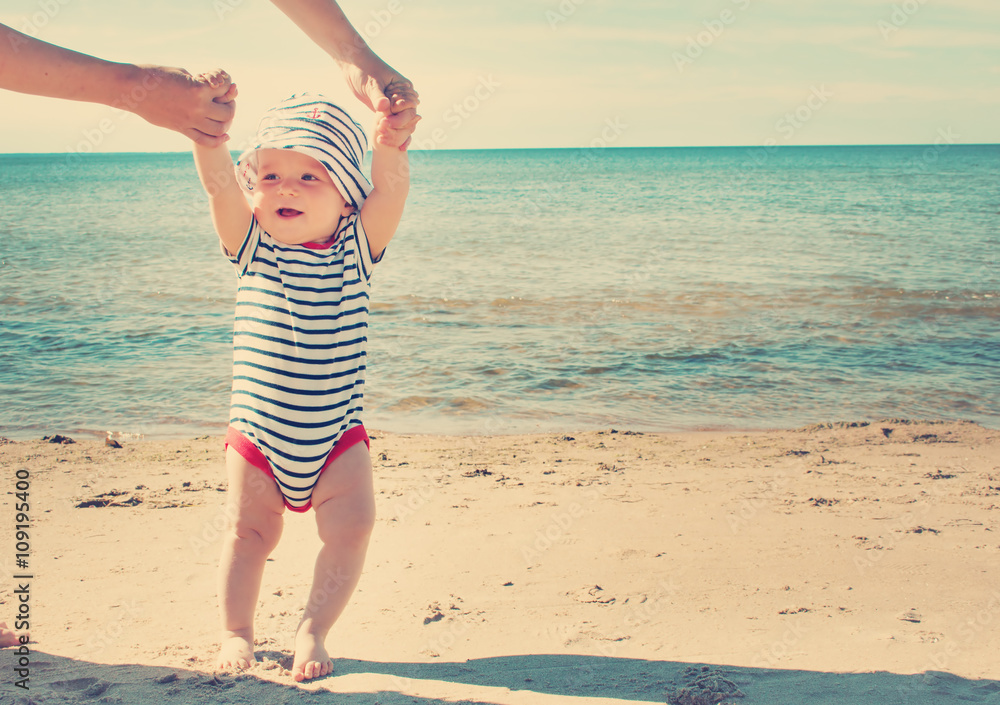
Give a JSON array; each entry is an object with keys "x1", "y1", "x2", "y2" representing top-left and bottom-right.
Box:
[{"x1": 103, "y1": 61, "x2": 145, "y2": 111}]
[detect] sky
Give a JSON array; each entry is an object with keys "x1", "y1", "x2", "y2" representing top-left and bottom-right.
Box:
[{"x1": 1, "y1": 0, "x2": 998, "y2": 152}]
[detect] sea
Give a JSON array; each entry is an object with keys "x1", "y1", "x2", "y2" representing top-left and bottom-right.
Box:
[{"x1": 1, "y1": 145, "x2": 997, "y2": 440}]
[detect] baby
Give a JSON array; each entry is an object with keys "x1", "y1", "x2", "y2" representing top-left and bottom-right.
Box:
[{"x1": 191, "y1": 72, "x2": 411, "y2": 681}]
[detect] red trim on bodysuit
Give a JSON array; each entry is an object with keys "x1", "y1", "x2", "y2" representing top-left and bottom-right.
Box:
[
  {"x1": 300, "y1": 233, "x2": 340, "y2": 250},
  {"x1": 225, "y1": 424, "x2": 370, "y2": 512}
]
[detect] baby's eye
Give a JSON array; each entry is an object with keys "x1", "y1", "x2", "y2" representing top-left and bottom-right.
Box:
[
  {"x1": 302, "y1": 173, "x2": 319, "y2": 181},
  {"x1": 261, "y1": 173, "x2": 279, "y2": 181}
]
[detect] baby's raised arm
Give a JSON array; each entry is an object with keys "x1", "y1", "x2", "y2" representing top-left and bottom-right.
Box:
[
  {"x1": 191, "y1": 71, "x2": 251, "y2": 255},
  {"x1": 359, "y1": 114, "x2": 412, "y2": 260}
]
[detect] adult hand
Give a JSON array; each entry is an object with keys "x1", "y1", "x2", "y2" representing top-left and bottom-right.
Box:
[
  {"x1": 344, "y1": 63, "x2": 420, "y2": 150},
  {"x1": 128, "y1": 66, "x2": 237, "y2": 147},
  {"x1": 262, "y1": 1, "x2": 420, "y2": 147},
  {"x1": 346, "y1": 63, "x2": 419, "y2": 114}
]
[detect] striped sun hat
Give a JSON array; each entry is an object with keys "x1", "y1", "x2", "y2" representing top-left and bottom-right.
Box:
[{"x1": 237, "y1": 93, "x2": 372, "y2": 208}]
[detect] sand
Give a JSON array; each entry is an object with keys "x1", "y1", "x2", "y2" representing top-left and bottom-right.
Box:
[{"x1": 1, "y1": 420, "x2": 999, "y2": 704}]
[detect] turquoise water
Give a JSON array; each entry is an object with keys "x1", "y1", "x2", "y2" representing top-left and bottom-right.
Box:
[{"x1": 1, "y1": 146, "x2": 998, "y2": 439}]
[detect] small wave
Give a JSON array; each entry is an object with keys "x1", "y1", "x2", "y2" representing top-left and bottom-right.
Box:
[
  {"x1": 386, "y1": 396, "x2": 441, "y2": 411},
  {"x1": 447, "y1": 397, "x2": 490, "y2": 412},
  {"x1": 490, "y1": 297, "x2": 530, "y2": 309},
  {"x1": 643, "y1": 350, "x2": 729, "y2": 364},
  {"x1": 397, "y1": 296, "x2": 478, "y2": 310},
  {"x1": 837, "y1": 229, "x2": 885, "y2": 238},
  {"x1": 106, "y1": 430, "x2": 146, "y2": 442},
  {"x1": 848, "y1": 286, "x2": 999, "y2": 303},
  {"x1": 533, "y1": 378, "x2": 586, "y2": 391}
]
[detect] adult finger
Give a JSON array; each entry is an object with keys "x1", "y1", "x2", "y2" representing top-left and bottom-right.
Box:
[
  {"x1": 382, "y1": 107, "x2": 419, "y2": 131},
  {"x1": 204, "y1": 98, "x2": 236, "y2": 124},
  {"x1": 196, "y1": 120, "x2": 234, "y2": 138},
  {"x1": 185, "y1": 127, "x2": 230, "y2": 148},
  {"x1": 384, "y1": 81, "x2": 419, "y2": 114},
  {"x1": 365, "y1": 81, "x2": 391, "y2": 115}
]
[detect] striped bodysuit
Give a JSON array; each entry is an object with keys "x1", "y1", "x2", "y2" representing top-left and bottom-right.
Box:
[{"x1": 223, "y1": 212, "x2": 379, "y2": 511}]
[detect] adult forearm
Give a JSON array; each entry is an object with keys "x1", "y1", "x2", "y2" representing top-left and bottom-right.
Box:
[
  {"x1": 267, "y1": 1, "x2": 418, "y2": 117},
  {"x1": 268, "y1": 0, "x2": 380, "y2": 69},
  {"x1": 0, "y1": 24, "x2": 139, "y2": 106}
]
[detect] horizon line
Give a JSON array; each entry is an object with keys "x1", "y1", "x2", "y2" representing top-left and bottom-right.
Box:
[{"x1": 1, "y1": 142, "x2": 997, "y2": 157}]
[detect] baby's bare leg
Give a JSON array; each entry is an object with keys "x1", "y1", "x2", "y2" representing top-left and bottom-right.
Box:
[
  {"x1": 217, "y1": 446, "x2": 285, "y2": 670},
  {"x1": 292, "y1": 441, "x2": 375, "y2": 682}
]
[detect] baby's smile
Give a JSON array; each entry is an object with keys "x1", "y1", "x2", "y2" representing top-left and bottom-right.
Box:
[{"x1": 249, "y1": 149, "x2": 355, "y2": 245}]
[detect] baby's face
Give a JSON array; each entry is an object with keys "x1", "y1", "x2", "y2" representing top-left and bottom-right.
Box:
[{"x1": 252, "y1": 149, "x2": 352, "y2": 246}]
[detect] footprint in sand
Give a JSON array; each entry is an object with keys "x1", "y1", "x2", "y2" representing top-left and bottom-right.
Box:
[
  {"x1": 569, "y1": 585, "x2": 616, "y2": 604},
  {"x1": 48, "y1": 677, "x2": 112, "y2": 698},
  {"x1": 74, "y1": 490, "x2": 142, "y2": 508}
]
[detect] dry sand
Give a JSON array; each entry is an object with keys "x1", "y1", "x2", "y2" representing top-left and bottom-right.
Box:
[{"x1": 1, "y1": 419, "x2": 999, "y2": 704}]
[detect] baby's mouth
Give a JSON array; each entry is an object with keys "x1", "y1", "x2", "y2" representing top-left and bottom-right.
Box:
[{"x1": 277, "y1": 208, "x2": 303, "y2": 218}]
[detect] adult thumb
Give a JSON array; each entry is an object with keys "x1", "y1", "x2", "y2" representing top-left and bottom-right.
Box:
[{"x1": 366, "y1": 81, "x2": 391, "y2": 114}]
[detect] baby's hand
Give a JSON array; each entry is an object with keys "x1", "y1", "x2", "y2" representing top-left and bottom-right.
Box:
[
  {"x1": 197, "y1": 68, "x2": 238, "y2": 104},
  {"x1": 374, "y1": 108, "x2": 419, "y2": 151}
]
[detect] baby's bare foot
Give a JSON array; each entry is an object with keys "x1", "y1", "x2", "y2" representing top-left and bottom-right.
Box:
[
  {"x1": 292, "y1": 631, "x2": 333, "y2": 682},
  {"x1": 216, "y1": 634, "x2": 255, "y2": 671},
  {"x1": 0, "y1": 621, "x2": 27, "y2": 648}
]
